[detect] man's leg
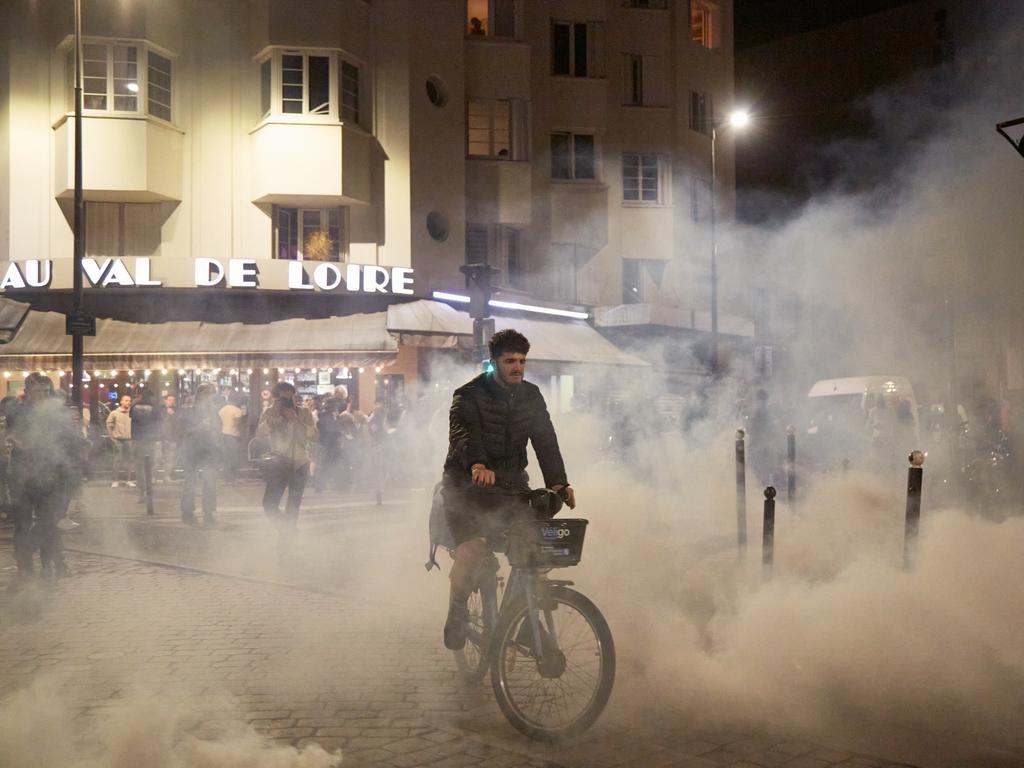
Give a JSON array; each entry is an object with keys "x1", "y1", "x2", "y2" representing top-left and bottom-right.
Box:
[
  {"x1": 283, "y1": 464, "x2": 309, "y2": 525},
  {"x1": 262, "y1": 462, "x2": 288, "y2": 519},
  {"x1": 37, "y1": 487, "x2": 66, "y2": 578},
  {"x1": 200, "y1": 461, "x2": 217, "y2": 523},
  {"x1": 10, "y1": 490, "x2": 36, "y2": 575},
  {"x1": 444, "y1": 537, "x2": 490, "y2": 651},
  {"x1": 180, "y1": 454, "x2": 198, "y2": 523}
]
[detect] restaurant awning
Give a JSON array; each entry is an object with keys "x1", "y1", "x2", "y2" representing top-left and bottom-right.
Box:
[
  {"x1": 0, "y1": 298, "x2": 31, "y2": 344},
  {"x1": 0, "y1": 309, "x2": 397, "y2": 370},
  {"x1": 386, "y1": 300, "x2": 649, "y2": 368}
]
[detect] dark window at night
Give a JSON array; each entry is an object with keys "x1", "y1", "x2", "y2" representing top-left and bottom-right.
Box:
[
  {"x1": 467, "y1": 99, "x2": 511, "y2": 158},
  {"x1": 147, "y1": 51, "x2": 172, "y2": 122},
  {"x1": 551, "y1": 132, "x2": 596, "y2": 180},
  {"x1": 466, "y1": 0, "x2": 516, "y2": 37},
  {"x1": 551, "y1": 21, "x2": 603, "y2": 77},
  {"x1": 624, "y1": 54, "x2": 643, "y2": 105},
  {"x1": 307, "y1": 55, "x2": 330, "y2": 114},
  {"x1": 689, "y1": 90, "x2": 713, "y2": 134},
  {"x1": 466, "y1": 224, "x2": 489, "y2": 265},
  {"x1": 341, "y1": 60, "x2": 359, "y2": 123},
  {"x1": 281, "y1": 54, "x2": 303, "y2": 114},
  {"x1": 623, "y1": 0, "x2": 668, "y2": 7},
  {"x1": 260, "y1": 58, "x2": 271, "y2": 116},
  {"x1": 623, "y1": 259, "x2": 643, "y2": 304},
  {"x1": 623, "y1": 153, "x2": 660, "y2": 203},
  {"x1": 274, "y1": 206, "x2": 344, "y2": 261}
]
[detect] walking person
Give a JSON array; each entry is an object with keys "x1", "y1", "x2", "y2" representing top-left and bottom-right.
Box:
[
  {"x1": 105, "y1": 394, "x2": 134, "y2": 487},
  {"x1": 218, "y1": 392, "x2": 244, "y2": 482},
  {"x1": 178, "y1": 383, "x2": 220, "y2": 526},
  {"x1": 129, "y1": 389, "x2": 159, "y2": 504},
  {"x1": 6, "y1": 373, "x2": 79, "y2": 585},
  {"x1": 256, "y1": 381, "x2": 316, "y2": 545},
  {"x1": 159, "y1": 393, "x2": 180, "y2": 482}
]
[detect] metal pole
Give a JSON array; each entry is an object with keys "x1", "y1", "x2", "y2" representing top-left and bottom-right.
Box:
[
  {"x1": 735, "y1": 428, "x2": 747, "y2": 551},
  {"x1": 762, "y1": 486, "x2": 776, "y2": 578},
  {"x1": 144, "y1": 453, "x2": 154, "y2": 516},
  {"x1": 70, "y1": 0, "x2": 85, "y2": 411},
  {"x1": 709, "y1": 126, "x2": 718, "y2": 376},
  {"x1": 903, "y1": 450, "x2": 925, "y2": 570},
  {"x1": 786, "y1": 425, "x2": 796, "y2": 510}
]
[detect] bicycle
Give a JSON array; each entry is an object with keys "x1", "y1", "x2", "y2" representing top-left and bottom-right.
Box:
[{"x1": 451, "y1": 488, "x2": 616, "y2": 742}]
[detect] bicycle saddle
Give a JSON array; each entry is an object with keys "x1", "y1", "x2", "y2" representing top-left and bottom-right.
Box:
[{"x1": 528, "y1": 488, "x2": 564, "y2": 518}]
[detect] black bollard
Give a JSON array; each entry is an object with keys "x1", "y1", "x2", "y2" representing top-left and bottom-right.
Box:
[
  {"x1": 144, "y1": 453, "x2": 155, "y2": 516},
  {"x1": 903, "y1": 450, "x2": 925, "y2": 570},
  {"x1": 735, "y1": 429, "x2": 747, "y2": 551},
  {"x1": 786, "y1": 425, "x2": 797, "y2": 510},
  {"x1": 762, "y1": 486, "x2": 776, "y2": 578}
]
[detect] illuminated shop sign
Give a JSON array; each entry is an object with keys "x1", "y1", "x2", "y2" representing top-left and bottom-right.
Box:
[{"x1": 0, "y1": 258, "x2": 415, "y2": 294}]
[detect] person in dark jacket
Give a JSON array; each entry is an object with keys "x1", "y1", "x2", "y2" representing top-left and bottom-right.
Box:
[
  {"x1": 440, "y1": 328, "x2": 575, "y2": 650},
  {"x1": 6, "y1": 373, "x2": 79, "y2": 583},
  {"x1": 130, "y1": 388, "x2": 159, "y2": 503},
  {"x1": 178, "y1": 383, "x2": 221, "y2": 526}
]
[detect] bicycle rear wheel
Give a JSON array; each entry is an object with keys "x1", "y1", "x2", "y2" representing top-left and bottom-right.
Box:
[
  {"x1": 490, "y1": 585, "x2": 615, "y2": 741},
  {"x1": 453, "y1": 570, "x2": 499, "y2": 684}
]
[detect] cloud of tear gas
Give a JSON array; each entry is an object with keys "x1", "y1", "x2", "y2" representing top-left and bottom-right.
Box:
[{"x1": 0, "y1": 678, "x2": 341, "y2": 768}]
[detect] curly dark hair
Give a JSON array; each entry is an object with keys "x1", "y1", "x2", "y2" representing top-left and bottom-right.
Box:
[{"x1": 488, "y1": 328, "x2": 530, "y2": 359}]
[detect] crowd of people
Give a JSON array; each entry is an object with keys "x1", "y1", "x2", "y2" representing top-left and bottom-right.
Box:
[{"x1": 0, "y1": 376, "x2": 420, "y2": 586}]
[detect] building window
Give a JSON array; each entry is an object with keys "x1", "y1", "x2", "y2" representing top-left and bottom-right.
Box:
[
  {"x1": 623, "y1": 0, "x2": 668, "y2": 7},
  {"x1": 70, "y1": 41, "x2": 173, "y2": 121},
  {"x1": 690, "y1": 0, "x2": 721, "y2": 49},
  {"x1": 623, "y1": 153, "x2": 669, "y2": 204},
  {"x1": 551, "y1": 132, "x2": 596, "y2": 180},
  {"x1": 466, "y1": 0, "x2": 517, "y2": 37},
  {"x1": 465, "y1": 223, "x2": 490, "y2": 265},
  {"x1": 622, "y1": 54, "x2": 669, "y2": 107},
  {"x1": 689, "y1": 90, "x2": 713, "y2": 135},
  {"x1": 341, "y1": 60, "x2": 360, "y2": 123},
  {"x1": 623, "y1": 259, "x2": 643, "y2": 304},
  {"x1": 467, "y1": 99, "x2": 511, "y2": 158},
  {"x1": 258, "y1": 49, "x2": 369, "y2": 128},
  {"x1": 147, "y1": 51, "x2": 172, "y2": 121},
  {"x1": 274, "y1": 206, "x2": 345, "y2": 261},
  {"x1": 551, "y1": 21, "x2": 604, "y2": 78}
]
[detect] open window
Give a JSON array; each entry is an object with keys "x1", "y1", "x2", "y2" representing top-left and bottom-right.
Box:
[
  {"x1": 466, "y1": 0, "x2": 517, "y2": 37},
  {"x1": 690, "y1": 0, "x2": 721, "y2": 50}
]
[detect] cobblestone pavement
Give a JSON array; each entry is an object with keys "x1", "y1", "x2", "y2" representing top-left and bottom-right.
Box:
[
  {"x1": 0, "y1": 551, "x2": 922, "y2": 768},
  {"x1": 0, "y1": 481, "x2": 1007, "y2": 767}
]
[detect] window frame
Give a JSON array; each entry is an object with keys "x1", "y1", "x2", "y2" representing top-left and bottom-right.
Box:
[
  {"x1": 550, "y1": 131, "x2": 599, "y2": 181},
  {"x1": 65, "y1": 37, "x2": 176, "y2": 125},
  {"x1": 689, "y1": 90, "x2": 714, "y2": 135},
  {"x1": 465, "y1": 0, "x2": 519, "y2": 38},
  {"x1": 689, "y1": 0, "x2": 721, "y2": 50},
  {"x1": 551, "y1": 20, "x2": 604, "y2": 78},
  {"x1": 466, "y1": 98, "x2": 513, "y2": 159},
  {"x1": 272, "y1": 205, "x2": 348, "y2": 262},
  {"x1": 257, "y1": 47, "x2": 371, "y2": 130},
  {"x1": 622, "y1": 152, "x2": 669, "y2": 205}
]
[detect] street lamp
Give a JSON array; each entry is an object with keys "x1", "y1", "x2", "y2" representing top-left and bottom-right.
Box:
[
  {"x1": 69, "y1": 0, "x2": 87, "y2": 411},
  {"x1": 709, "y1": 108, "x2": 751, "y2": 376}
]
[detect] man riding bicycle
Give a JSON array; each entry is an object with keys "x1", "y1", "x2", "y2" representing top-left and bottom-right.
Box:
[{"x1": 441, "y1": 328, "x2": 576, "y2": 650}]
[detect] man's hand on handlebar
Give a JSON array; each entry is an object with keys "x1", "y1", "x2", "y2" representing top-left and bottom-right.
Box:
[
  {"x1": 552, "y1": 484, "x2": 576, "y2": 509},
  {"x1": 471, "y1": 463, "x2": 496, "y2": 487}
]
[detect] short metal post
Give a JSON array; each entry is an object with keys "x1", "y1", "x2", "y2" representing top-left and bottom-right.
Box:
[
  {"x1": 762, "y1": 486, "x2": 776, "y2": 578},
  {"x1": 735, "y1": 429, "x2": 747, "y2": 551},
  {"x1": 144, "y1": 453, "x2": 155, "y2": 516},
  {"x1": 903, "y1": 450, "x2": 925, "y2": 570},
  {"x1": 786, "y1": 425, "x2": 797, "y2": 510}
]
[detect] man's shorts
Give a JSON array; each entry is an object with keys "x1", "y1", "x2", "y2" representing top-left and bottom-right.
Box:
[{"x1": 441, "y1": 483, "x2": 530, "y2": 547}]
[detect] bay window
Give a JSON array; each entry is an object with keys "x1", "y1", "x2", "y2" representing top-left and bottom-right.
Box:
[
  {"x1": 258, "y1": 48, "x2": 369, "y2": 129},
  {"x1": 68, "y1": 40, "x2": 174, "y2": 122}
]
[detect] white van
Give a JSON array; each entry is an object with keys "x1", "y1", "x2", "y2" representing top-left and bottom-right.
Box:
[{"x1": 804, "y1": 375, "x2": 920, "y2": 469}]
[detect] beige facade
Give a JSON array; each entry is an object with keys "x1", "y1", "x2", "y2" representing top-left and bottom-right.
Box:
[{"x1": 0, "y1": 0, "x2": 738, "y2": 324}]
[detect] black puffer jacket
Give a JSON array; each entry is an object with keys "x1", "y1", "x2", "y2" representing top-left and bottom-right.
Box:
[{"x1": 443, "y1": 373, "x2": 568, "y2": 489}]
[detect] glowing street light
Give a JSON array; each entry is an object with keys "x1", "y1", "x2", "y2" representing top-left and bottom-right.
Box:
[{"x1": 709, "y1": 107, "x2": 753, "y2": 376}]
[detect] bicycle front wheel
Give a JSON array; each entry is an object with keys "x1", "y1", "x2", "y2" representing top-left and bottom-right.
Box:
[{"x1": 491, "y1": 585, "x2": 615, "y2": 741}]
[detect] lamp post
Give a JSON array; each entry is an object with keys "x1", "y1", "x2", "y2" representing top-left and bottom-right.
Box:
[
  {"x1": 709, "y1": 108, "x2": 750, "y2": 376},
  {"x1": 69, "y1": 0, "x2": 86, "y2": 411}
]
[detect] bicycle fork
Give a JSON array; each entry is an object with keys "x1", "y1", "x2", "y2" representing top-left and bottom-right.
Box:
[{"x1": 523, "y1": 576, "x2": 569, "y2": 678}]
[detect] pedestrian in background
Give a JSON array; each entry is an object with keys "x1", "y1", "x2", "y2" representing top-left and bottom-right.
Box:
[
  {"x1": 106, "y1": 394, "x2": 134, "y2": 487},
  {"x1": 6, "y1": 373, "x2": 78, "y2": 584},
  {"x1": 130, "y1": 389, "x2": 159, "y2": 504},
  {"x1": 257, "y1": 381, "x2": 316, "y2": 540},
  {"x1": 219, "y1": 392, "x2": 244, "y2": 482},
  {"x1": 159, "y1": 393, "x2": 180, "y2": 482},
  {"x1": 179, "y1": 383, "x2": 220, "y2": 526}
]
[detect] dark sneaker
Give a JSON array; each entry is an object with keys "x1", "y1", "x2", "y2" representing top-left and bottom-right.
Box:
[{"x1": 444, "y1": 599, "x2": 470, "y2": 651}]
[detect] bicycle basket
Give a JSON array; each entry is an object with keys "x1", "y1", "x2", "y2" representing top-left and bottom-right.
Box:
[{"x1": 507, "y1": 518, "x2": 588, "y2": 568}]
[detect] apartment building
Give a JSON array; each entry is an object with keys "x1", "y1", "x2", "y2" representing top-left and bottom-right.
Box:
[{"x1": 0, "y1": 0, "x2": 739, "y2": 409}]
